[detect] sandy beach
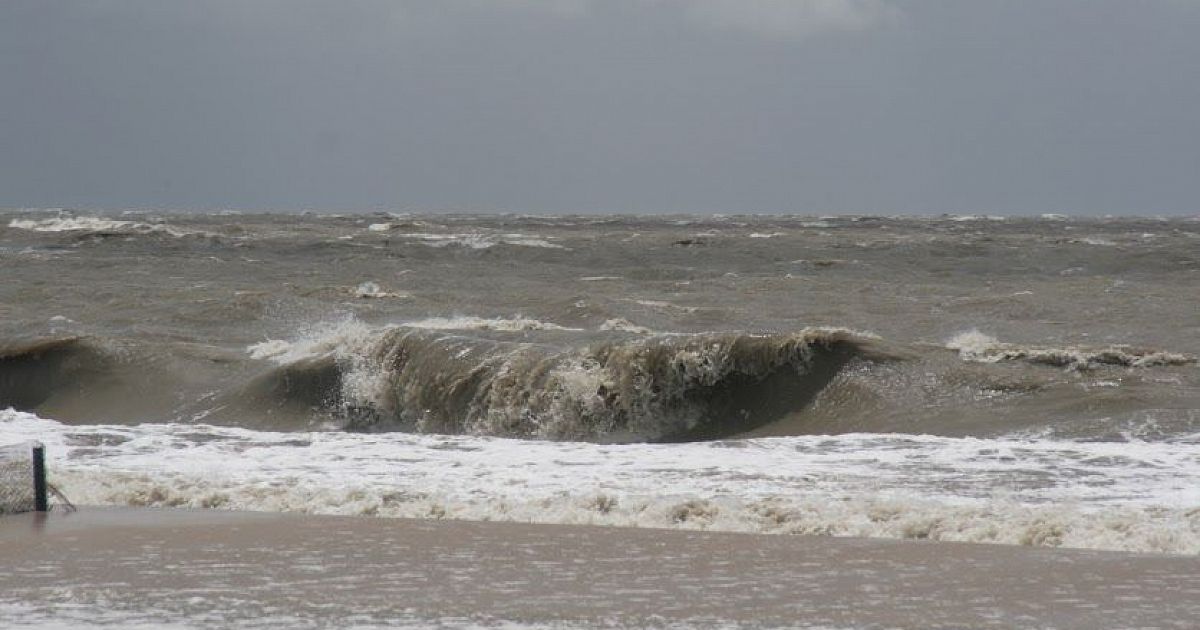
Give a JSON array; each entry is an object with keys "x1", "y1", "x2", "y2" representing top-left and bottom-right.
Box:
[{"x1": 3, "y1": 507, "x2": 1198, "y2": 629}]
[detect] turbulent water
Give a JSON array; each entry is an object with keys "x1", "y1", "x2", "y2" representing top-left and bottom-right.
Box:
[{"x1": 3, "y1": 209, "x2": 1200, "y2": 552}]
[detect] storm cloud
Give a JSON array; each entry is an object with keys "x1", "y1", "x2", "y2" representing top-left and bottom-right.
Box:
[{"x1": 1, "y1": 0, "x2": 1197, "y2": 214}]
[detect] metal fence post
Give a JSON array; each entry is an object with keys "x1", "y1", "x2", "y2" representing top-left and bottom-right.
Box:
[{"x1": 31, "y1": 442, "x2": 47, "y2": 512}]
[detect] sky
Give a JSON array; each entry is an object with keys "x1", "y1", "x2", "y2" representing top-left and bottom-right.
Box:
[{"x1": 1, "y1": 0, "x2": 1198, "y2": 215}]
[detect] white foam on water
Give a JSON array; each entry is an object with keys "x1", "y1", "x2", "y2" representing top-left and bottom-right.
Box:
[
  {"x1": 245, "y1": 317, "x2": 379, "y2": 364},
  {"x1": 401, "y1": 316, "x2": 583, "y2": 332},
  {"x1": 7, "y1": 217, "x2": 209, "y2": 238},
  {"x1": 10, "y1": 217, "x2": 140, "y2": 232},
  {"x1": 1075, "y1": 237, "x2": 1117, "y2": 246},
  {"x1": 633, "y1": 300, "x2": 701, "y2": 313},
  {"x1": 948, "y1": 215, "x2": 1006, "y2": 222},
  {"x1": 245, "y1": 339, "x2": 294, "y2": 361},
  {"x1": 5, "y1": 409, "x2": 1199, "y2": 554},
  {"x1": 353, "y1": 281, "x2": 407, "y2": 299},
  {"x1": 946, "y1": 330, "x2": 1195, "y2": 370},
  {"x1": 599, "y1": 318, "x2": 654, "y2": 335},
  {"x1": 945, "y1": 330, "x2": 1003, "y2": 356},
  {"x1": 395, "y1": 233, "x2": 566, "y2": 250}
]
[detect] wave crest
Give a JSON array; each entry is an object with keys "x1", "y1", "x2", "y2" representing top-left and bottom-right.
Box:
[
  {"x1": 947, "y1": 331, "x2": 1195, "y2": 370},
  {"x1": 261, "y1": 326, "x2": 875, "y2": 441},
  {"x1": 0, "y1": 337, "x2": 107, "y2": 411},
  {"x1": 7, "y1": 216, "x2": 210, "y2": 238}
]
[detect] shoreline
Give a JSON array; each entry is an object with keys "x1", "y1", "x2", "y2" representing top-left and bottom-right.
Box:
[{"x1": 3, "y1": 506, "x2": 1199, "y2": 628}]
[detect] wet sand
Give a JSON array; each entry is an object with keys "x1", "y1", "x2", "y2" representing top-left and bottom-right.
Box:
[{"x1": 2, "y1": 508, "x2": 1198, "y2": 628}]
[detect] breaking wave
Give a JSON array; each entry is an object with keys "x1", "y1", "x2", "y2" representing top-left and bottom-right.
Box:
[
  {"x1": 599, "y1": 318, "x2": 654, "y2": 335},
  {"x1": 0, "y1": 336, "x2": 238, "y2": 426},
  {"x1": 244, "y1": 325, "x2": 875, "y2": 441},
  {"x1": 384, "y1": 232, "x2": 566, "y2": 250},
  {"x1": 8, "y1": 323, "x2": 1192, "y2": 442},
  {"x1": 401, "y1": 316, "x2": 583, "y2": 332},
  {"x1": 947, "y1": 330, "x2": 1196, "y2": 371},
  {"x1": 7, "y1": 216, "x2": 210, "y2": 238},
  {"x1": 0, "y1": 337, "x2": 111, "y2": 411}
]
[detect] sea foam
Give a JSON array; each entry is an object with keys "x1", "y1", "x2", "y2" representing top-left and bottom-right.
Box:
[
  {"x1": 7, "y1": 217, "x2": 209, "y2": 238},
  {"x1": 4, "y1": 408, "x2": 1199, "y2": 554},
  {"x1": 947, "y1": 330, "x2": 1196, "y2": 370}
]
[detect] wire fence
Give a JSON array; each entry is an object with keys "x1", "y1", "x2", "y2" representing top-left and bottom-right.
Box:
[{"x1": 0, "y1": 442, "x2": 42, "y2": 515}]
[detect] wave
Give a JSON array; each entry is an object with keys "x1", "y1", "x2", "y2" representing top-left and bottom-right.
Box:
[
  {"x1": 401, "y1": 316, "x2": 583, "y2": 332},
  {"x1": 7, "y1": 216, "x2": 211, "y2": 238},
  {"x1": 0, "y1": 337, "x2": 110, "y2": 411},
  {"x1": 231, "y1": 319, "x2": 1200, "y2": 436},
  {"x1": 353, "y1": 281, "x2": 408, "y2": 299},
  {"x1": 245, "y1": 325, "x2": 876, "y2": 441},
  {"x1": 599, "y1": 318, "x2": 654, "y2": 334},
  {"x1": 386, "y1": 232, "x2": 567, "y2": 250},
  {"x1": 7, "y1": 321, "x2": 1190, "y2": 439},
  {"x1": 0, "y1": 336, "x2": 234, "y2": 425},
  {"x1": 947, "y1": 330, "x2": 1196, "y2": 370},
  {"x1": 6, "y1": 324, "x2": 1193, "y2": 441},
  {"x1": 245, "y1": 316, "x2": 583, "y2": 361}
]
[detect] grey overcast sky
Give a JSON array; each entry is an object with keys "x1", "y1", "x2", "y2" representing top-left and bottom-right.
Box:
[{"x1": 1, "y1": 1, "x2": 1198, "y2": 215}]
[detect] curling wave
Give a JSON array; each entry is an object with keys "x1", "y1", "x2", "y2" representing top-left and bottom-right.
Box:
[
  {"x1": 0, "y1": 337, "x2": 110, "y2": 411},
  {"x1": 0, "y1": 336, "x2": 233, "y2": 425},
  {"x1": 246, "y1": 326, "x2": 877, "y2": 441}
]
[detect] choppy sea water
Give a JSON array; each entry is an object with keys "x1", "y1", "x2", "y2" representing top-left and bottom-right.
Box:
[{"x1": 2, "y1": 209, "x2": 1199, "y2": 552}]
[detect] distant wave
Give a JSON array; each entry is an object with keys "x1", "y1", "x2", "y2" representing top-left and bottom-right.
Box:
[
  {"x1": 7, "y1": 217, "x2": 211, "y2": 238},
  {"x1": 353, "y1": 281, "x2": 408, "y2": 299},
  {"x1": 401, "y1": 316, "x2": 583, "y2": 332},
  {"x1": 377, "y1": 231, "x2": 567, "y2": 250},
  {"x1": 947, "y1": 330, "x2": 1196, "y2": 370},
  {"x1": 599, "y1": 318, "x2": 654, "y2": 335}
]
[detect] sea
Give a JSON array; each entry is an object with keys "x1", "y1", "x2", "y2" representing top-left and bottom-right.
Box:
[{"x1": 2, "y1": 209, "x2": 1199, "y2": 553}]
